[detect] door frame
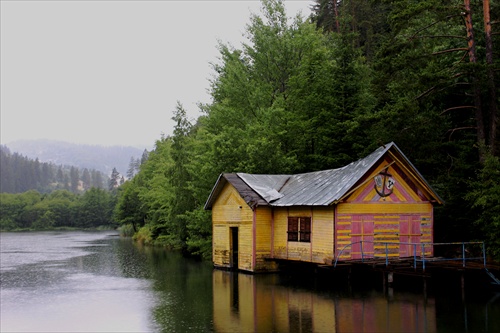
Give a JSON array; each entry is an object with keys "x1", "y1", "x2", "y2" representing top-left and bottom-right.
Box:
[{"x1": 230, "y1": 227, "x2": 239, "y2": 270}]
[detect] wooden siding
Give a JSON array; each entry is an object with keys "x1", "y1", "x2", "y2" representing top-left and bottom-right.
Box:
[
  {"x1": 212, "y1": 183, "x2": 254, "y2": 271},
  {"x1": 254, "y1": 207, "x2": 278, "y2": 271},
  {"x1": 211, "y1": 154, "x2": 437, "y2": 271},
  {"x1": 311, "y1": 207, "x2": 334, "y2": 264},
  {"x1": 272, "y1": 209, "x2": 288, "y2": 259},
  {"x1": 335, "y1": 158, "x2": 434, "y2": 260},
  {"x1": 272, "y1": 207, "x2": 335, "y2": 265}
]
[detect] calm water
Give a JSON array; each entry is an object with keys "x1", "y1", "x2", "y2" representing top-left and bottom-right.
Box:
[{"x1": 1, "y1": 231, "x2": 499, "y2": 332}]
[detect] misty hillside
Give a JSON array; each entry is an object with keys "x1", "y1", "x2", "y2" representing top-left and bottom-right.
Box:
[{"x1": 6, "y1": 140, "x2": 146, "y2": 176}]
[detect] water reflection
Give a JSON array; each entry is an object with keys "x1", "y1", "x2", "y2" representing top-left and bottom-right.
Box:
[
  {"x1": 213, "y1": 270, "x2": 437, "y2": 332},
  {"x1": 135, "y1": 246, "x2": 214, "y2": 332},
  {"x1": 2, "y1": 232, "x2": 499, "y2": 333}
]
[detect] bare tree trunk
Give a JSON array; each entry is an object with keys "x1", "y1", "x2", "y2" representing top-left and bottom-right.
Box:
[
  {"x1": 333, "y1": 0, "x2": 340, "y2": 32},
  {"x1": 464, "y1": 0, "x2": 486, "y2": 161},
  {"x1": 483, "y1": 0, "x2": 498, "y2": 156}
]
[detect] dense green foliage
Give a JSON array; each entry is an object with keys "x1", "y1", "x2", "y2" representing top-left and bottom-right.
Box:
[
  {"x1": 0, "y1": 145, "x2": 107, "y2": 193},
  {"x1": 108, "y1": 0, "x2": 499, "y2": 260},
  {"x1": 0, "y1": 189, "x2": 116, "y2": 230}
]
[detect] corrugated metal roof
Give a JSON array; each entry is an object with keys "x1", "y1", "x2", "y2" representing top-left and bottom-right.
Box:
[
  {"x1": 204, "y1": 173, "x2": 268, "y2": 210},
  {"x1": 238, "y1": 143, "x2": 390, "y2": 206},
  {"x1": 204, "y1": 142, "x2": 443, "y2": 210}
]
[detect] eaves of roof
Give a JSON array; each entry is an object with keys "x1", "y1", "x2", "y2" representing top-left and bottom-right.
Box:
[
  {"x1": 238, "y1": 143, "x2": 390, "y2": 206},
  {"x1": 204, "y1": 142, "x2": 443, "y2": 210}
]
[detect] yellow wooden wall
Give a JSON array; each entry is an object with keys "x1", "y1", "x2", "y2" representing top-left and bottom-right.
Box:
[
  {"x1": 272, "y1": 207, "x2": 335, "y2": 265},
  {"x1": 212, "y1": 183, "x2": 254, "y2": 271},
  {"x1": 254, "y1": 207, "x2": 279, "y2": 271},
  {"x1": 212, "y1": 182, "x2": 280, "y2": 272}
]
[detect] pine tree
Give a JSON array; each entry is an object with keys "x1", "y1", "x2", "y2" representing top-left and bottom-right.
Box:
[
  {"x1": 126, "y1": 157, "x2": 137, "y2": 179},
  {"x1": 70, "y1": 166, "x2": 79, "y2": 193},
  {"x1": 81, "y1": 168, "x2": 91, "y2": 190},
  {"x1": 109, "y1": 167, "x2": 120, "y2": 191},
  {"x1": 140, "y1": 150, "x2": 149, "y2": 165}
]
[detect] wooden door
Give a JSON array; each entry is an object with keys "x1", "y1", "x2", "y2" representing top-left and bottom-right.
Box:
[
  {"x1": 399, "y1": 215, "x2": 422, "y2": 257},
  {"x1": 351, "y1": 215, "x2": 374, "y2": 259},
  {"x1": 230, "y1": 227, "x2": 239, "y2": 269}
]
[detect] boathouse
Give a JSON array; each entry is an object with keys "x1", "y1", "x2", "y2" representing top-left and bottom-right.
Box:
[{"x1": 204, "y1": 142, "x2": 443, "y2": 273}]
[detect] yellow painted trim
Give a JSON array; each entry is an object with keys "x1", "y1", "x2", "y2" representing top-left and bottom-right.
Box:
[
  {"x1": 387, "y1": 151, "x2": 442, "y2": 204},
  {"x1": 337, "y1": 203, "x2": 432, "y2": 214},
  {"x1": 363, "y1": 191, "x2": 378, "y2": 202},
  {"x1": 390, "y1": 168, "x2": 422, "y2": 202}
]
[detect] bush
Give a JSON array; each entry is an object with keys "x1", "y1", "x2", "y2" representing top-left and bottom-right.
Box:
[
  {"x1": 133, "y1": 225, "x2": 153, "y2": 245},
  {"x1": 119, "y1": 224, "x2": 135, "y2": 237}
]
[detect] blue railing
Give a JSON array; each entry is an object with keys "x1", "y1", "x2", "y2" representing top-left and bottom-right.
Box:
[{"x1": 333, "y1": 241, "x2": 486, "y2": 271}]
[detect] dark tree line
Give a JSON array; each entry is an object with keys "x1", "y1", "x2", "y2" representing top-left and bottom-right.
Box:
[
  {"x1": 110, "y1": 0, "x2": 497, "y2": 260},
  {"x1": 1, "y1": 145, "x2": 107, "y2": 194}
]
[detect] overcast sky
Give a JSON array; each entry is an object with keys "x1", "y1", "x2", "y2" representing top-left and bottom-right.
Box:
[{"x1": 1, "y1": 0, "x2": 312, "y2": 149}]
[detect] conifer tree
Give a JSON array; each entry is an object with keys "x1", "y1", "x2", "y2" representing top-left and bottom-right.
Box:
[{"x1": 109, "y1": 167, "x2": 120, "y2": 191}]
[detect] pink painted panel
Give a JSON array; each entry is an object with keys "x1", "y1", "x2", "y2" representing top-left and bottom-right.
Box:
[
  {"x1": 399, "y1": 215, "x2": 422, "y2": 257},
  {"x1": 351, "y1": 215, "x2": 374, "y2": 260},
  {"x1": 351, "y1": 215, "x2": 362, "y2": 259}
]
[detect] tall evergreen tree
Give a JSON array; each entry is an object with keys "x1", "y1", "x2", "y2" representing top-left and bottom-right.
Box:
[
  {"x1": 91, "y1": 169, "x2": 104, "y2": 189},
  {"x1": 109, "y1": 167, "x2": 120, "y2": 191},
  {"x1": 69, "y1": 166, "x2": 79, "y2": 193},
  {"x1": 81, "y1": 168, "x2": 91, "y2": 191},
  {"x1": 165, "y1": 102, "x2": 195, "y2": 248},
  {"x1": 140, "y1": 149, "x2": 149, "y2": 165},
  {"x1": 126, "y1": 157, "x2": 137, "y2": 179}
]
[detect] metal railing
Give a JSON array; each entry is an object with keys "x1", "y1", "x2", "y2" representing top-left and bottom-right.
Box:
[{"x1": 333, "y1": 241, "x2": 486, "y2": 271}]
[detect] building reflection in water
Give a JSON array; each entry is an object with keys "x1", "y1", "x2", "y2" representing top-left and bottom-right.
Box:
[{"x1": 213, "y1": 270, "x2": 436, "y2": 333}]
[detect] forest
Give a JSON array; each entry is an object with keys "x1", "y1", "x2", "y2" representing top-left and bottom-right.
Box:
[
  {"x1": 0, "y1": 146, "x2": 119, "y2": 230},
  {"x1": 2, "y1": 0, "x2": 499, "y2": 261},
  {"x1": 113, "y1": 0, "x2": 499, "y2": 260},
  {"x1": 0, "y1": 189, "x2": 116, "y2": 230},
  {"x1": 0, "y1": 145, "x2": 108, "y2": 193}
]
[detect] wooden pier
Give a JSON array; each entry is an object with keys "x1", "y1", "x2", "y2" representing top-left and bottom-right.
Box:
[{"x1": 329, "y1": 241, "x2": 500, "y2": 290}]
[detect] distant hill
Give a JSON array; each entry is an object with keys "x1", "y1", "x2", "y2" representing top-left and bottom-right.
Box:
[{"x1": 6, "y1": 140, "x2": 146, "y2": 176}]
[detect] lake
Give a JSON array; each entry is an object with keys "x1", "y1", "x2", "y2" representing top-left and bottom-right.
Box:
[{"x1": 1, "y1": 231, "x2": 499, "y2": 332}]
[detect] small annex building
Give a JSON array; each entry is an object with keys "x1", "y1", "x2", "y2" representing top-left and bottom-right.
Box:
[{"x1": 204, "y1": 142, "x2": 443, "y2": 273}]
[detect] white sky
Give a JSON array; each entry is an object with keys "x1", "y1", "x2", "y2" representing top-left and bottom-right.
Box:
[{"x1": 1, "y1": 0, "x2": 312, "y2": 149}]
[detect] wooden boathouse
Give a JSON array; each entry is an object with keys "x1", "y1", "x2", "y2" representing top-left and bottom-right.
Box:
[{"x1": 205, "y1": 142, "x2": 444, "y2": 273}]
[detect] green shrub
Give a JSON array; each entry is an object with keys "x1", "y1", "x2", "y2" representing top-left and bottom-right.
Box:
[
  {"x1": 133, "y1": 225, "x2": 153, "y2": 245},
  {"x1": 119, "y1": 224, "x2": 135, "y2": 237}
]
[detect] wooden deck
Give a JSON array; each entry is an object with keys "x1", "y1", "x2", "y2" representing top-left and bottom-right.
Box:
[{"x1": 269, "y1": 241, "x2": 500, "y2": 290}]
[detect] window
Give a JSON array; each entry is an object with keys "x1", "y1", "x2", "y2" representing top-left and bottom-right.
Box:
[{"x1": 287, "y1": 217, "x2": 311, "y2": 242}]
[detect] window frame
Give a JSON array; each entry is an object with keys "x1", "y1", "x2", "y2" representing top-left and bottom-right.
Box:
[{"x1": 287, "y1": 217, "x2": 311, "y2": 243}]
